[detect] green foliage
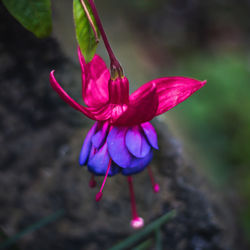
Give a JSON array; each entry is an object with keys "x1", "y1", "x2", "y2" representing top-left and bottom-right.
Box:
[
  {"x1": 168, "y1": 51, "x2": 250, "y2": 239},
  {"x1": 2, "y1": 0, "x2": 52, "y2": 38},
  {"x1": 0, "y1": 210, "x2": 65, "y2": 249},
  {"x1": 155, "y1": 229, "x2": 162, "y2": 250},
  {"x1": 0, "y1": 228, "x2": 19, "y2": 250},
  {"x1": 73, "y1": 0, "x2": 100, "y2": 63},
  {"x1": 170, "y1": 52, "x2": 250, "y2": 178},
  {"x1": 132, "y1": 238, "x2": 153, "y2": 250}
]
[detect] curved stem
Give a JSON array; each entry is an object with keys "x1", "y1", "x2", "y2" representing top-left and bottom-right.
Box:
[{"x1": 87, "y1": 0, "x2": 121, "y2": 70}]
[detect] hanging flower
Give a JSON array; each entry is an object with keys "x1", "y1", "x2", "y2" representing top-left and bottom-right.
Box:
[{"x1": 49, "y1": 48, "x2": 206, "y2": 228}]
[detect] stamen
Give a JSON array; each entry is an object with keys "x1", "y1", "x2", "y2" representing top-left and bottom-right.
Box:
[
  {"x1": 95, "y1": 159, "x2": 112, "y2": 202},
  {"x1": 89, "y1": 174, "x2": 96, "y2": 188},
  {"x1": 127, "y1": 176, "x2": 144, "y2": 229},
  {"x1": 147, "y1": 166, "x2": 160, "y2": 193}
]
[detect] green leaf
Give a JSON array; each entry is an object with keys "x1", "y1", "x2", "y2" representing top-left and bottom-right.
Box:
[
  {"x1": 73, "y1": 0, "x2": 100, "y2": 63},
  {"x1": 132, "y1": 238, "x2": 153, "y2": 250},
  {"x1": 155, "y1": 228, "x2": 162, "y2": 250},
  {"x1": 2, "y1": 0, "x2": 52, "y2": 38}
]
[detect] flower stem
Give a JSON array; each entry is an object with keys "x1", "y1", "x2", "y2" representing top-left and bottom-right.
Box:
[{"x1": 87, "y1": 0, "x2": 123, "y2": 74}]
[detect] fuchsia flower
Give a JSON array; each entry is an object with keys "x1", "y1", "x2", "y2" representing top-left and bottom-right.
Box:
[
  {"x1": 50, "y1": 48, "x2": 206, "y2": 228},
  {"x1": 49, "y1": 0, "x2": 206, "y2": 229}
]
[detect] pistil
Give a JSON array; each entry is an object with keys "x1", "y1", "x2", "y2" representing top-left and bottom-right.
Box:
[{"x1": 127, "y1": 176, "x2": 144, "y2": 229}]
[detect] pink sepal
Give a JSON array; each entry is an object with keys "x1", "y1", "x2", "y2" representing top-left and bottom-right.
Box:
[
  {"x1": 145, "y1": 76, "x2": 206, "y2": 116},
  {"x1": 114, "y1": 82, "x2": 158, "y2": 126},
  {"x1": 79, "y1": 49, "x2": 110, "y2": 107},
  {"x1": 78, "y1": 47, "x2": 86, "y2": 96},
  {"x1": 50, "y1": 70, "x2": 95, "y2": 120}
]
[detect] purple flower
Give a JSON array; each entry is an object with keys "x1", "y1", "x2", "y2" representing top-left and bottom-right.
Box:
[{"x1": 79, "y1": 121, "x2": 157, "y2": 176}]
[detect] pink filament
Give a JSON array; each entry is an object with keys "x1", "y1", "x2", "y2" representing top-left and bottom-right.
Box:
[
  {"x1": 127, "y1": 176, "x2": 144, "y2": 229},
  {"x1": 147, "y1": 166, "x2": 160, "y2": 193},
  {"x1": 95, "y1": 159, "x2": 112, "y2": 202},
  {"x1": 127, "y1": 176, "x2": 138, "y2": 220}
]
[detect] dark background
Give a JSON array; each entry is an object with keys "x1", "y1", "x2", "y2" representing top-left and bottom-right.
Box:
[{"x1": 0, "y1": 0, "x2": 250, "y2": 249}]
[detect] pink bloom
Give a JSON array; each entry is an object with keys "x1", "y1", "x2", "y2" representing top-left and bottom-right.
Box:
[
  {"x1": 49, "y1": 48, "x2": 206, "y2": 228},
  {"x1": 50, "y1": 48, "x2": 206, "y2": 127}
]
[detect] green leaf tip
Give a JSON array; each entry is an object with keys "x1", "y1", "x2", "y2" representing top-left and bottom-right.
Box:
[
  {"x1": 2, "y1": 0, "x2": 52, "y2": 38},
  {"x1": 73, "y1": 0, "x2": 100, "y2": 63},
  {"x1": 0, "y1": 209, "x2": 65, "y2": 249}
]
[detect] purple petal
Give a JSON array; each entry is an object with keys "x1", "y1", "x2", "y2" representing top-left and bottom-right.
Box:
[
  {"x1": 79, "y1": 122, "x2": 98, "y2": 166},
  {"x1": 122, "y1": 150, "x2": 153, "y2": 175},
  {"x1": 89, "y1": 144, "x2": 96, "y2": 159},
  {"x1": 92, "y1": 122, "x2": 109, "y2": 149},
  {"x1": 88, "y1": 142, "x2": 120, "y2": 176},
  {"x1": 109, "y1": 163, "x2": 121, "y2": 176},
  {"x1": 125, "y1": 126, "x2": 151, "y2": 158},
  {"x1": 141, "y1": 122, "x2": 159, "y2": 149},
  {"x1": 107, "y1": 127, "x2": 133, "y2": 168}
]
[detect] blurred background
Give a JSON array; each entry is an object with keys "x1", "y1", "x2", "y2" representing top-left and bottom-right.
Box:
[
  {"x1": 121, "y1": 0, "x2": 250, "y2": 240},
  {"x1": 1, "y1": 0, "x2": 250, "y2": 249},
  {"x1": 80, "y1": 0, "x2": 250, "y2": 242}
]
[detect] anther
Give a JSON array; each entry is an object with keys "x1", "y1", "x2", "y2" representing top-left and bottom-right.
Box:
[{"x1": 147, "y1": 166, "x2": 160, "y2": 193}]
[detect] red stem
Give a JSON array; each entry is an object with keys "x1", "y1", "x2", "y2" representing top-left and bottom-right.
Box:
[{"x1": 87, "y1": 0, "x2": 121, "y2": 69}]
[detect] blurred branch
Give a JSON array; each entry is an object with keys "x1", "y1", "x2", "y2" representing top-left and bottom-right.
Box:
[
  {"x1": 110, "y1": 210, "x2": 176, "y2": 250},
  {"x1": 0, "y1": 209, "x2": 65, "y2": 249}
]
